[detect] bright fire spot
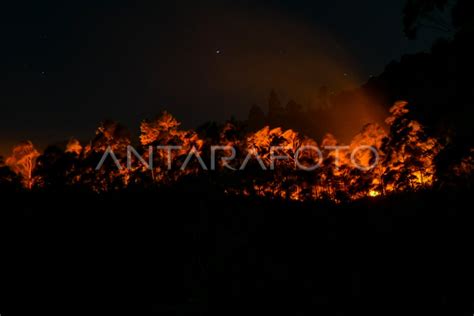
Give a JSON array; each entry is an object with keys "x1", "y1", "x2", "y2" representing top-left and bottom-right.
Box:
[{"x1": 369, "y1": 190, "x2": 381, "y2": 197}]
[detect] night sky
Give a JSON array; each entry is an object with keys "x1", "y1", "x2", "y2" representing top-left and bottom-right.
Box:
[{"x1": 1, "y1": 0, "x2": 438, "y2": 155}]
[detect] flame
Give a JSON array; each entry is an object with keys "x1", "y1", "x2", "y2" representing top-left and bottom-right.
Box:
[
  {"x1": 66, "y1": 138, "x2": 83, "y2": 156},
  {"x1": 5, "y1": 141, "x2": 40, "y2": 189},
  {"x1": 2, "y1": 101, "x2": 472, "y2": 199},
  {"x1": 368, "y1": 190, "x2": 381, "y2": 197}
]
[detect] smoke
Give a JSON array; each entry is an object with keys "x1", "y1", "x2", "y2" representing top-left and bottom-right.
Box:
[
  {"x1": 0, "y1": 1, "x2": 389, "y2": 153},
  {"x1": 139, "y1": 3, "x2": 386, "y2": 129}
]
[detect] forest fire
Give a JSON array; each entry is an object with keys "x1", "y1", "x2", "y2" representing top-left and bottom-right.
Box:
[
  {"x1": 0, "y1": 101, "x2": 472, "y2": 202},
  {"x1": 4, "y1": 1, "x2": 474, "y2": 314}
]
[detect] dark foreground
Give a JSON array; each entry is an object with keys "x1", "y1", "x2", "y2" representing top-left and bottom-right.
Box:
[{"x1": 1, "y1": 185, "x2": 473, "y2": 315}]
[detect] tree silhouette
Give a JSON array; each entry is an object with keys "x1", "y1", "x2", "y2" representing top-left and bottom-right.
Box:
[
  {"x1": 34, "y1": 145, "x2": 83, "y2": 191},
  {"x1": 403, "y1": 0, "x2": 474, "y2": 39},
  {"x1": 247, "y1": 104, "x2": 266, "y2": 131},
  {"x1": 403, "y1": 0, "x2": 452, "y2": 39},
  {"x1": 267, "y1": 89, "x2": 284, "y2": 126},
  {"x1": 451, "y1": 0, "x2": 474, "y2": 31},
  {"x1": 316, "y1": 86, "x2": 330, "y2": 110},
  {"x1": 0, "y1": 160, "x2": 21, "y2": 191}
]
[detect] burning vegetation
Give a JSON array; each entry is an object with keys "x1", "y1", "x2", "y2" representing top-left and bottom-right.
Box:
[{"x1": 0, "y1": 101, "x2": 472, "y2": 201}]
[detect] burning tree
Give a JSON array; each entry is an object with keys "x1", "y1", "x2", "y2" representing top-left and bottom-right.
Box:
[
  {"x1": 343, "y1": 123, "x2": 388, "y2": 199},
  {"x1": 92, "y1": 120, "x2": 131, "y2": 154},
  {"x1": 382, "y1": 101, "x2": 441, "y2": 192},
  {"x1": 243, "y1": 126, "x2": 303, "y2": 199},
  {"x1": 139, "y1": 111, "x2": 204, "y2": 184},
  {"x1": 5, "y1": 141, "x2": 41, "y2": 189},
  {"x1": 81, "y1": 121, "x2": 132, "y2": 192},
  {"x1": 140, "y1": 111, "x2": 181, "y2": 146}
]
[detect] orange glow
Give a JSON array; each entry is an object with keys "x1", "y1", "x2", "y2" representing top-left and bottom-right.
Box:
[{"x1": 3, "y1": 101, "x2": 470, "y2": 200}]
